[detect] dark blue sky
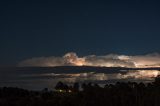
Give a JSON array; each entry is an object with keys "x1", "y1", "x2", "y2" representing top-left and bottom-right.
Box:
[{"x1": 0, "y1": 0, "x2": 160, "y2": 65}]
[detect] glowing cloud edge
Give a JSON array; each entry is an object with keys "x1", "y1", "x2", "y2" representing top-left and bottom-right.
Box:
[{"x1": 18, "y1": 52, "x2": 160, "y2": 68}]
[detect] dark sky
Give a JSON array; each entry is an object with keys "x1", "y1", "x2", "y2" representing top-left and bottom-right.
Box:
[{"x1": 0, "y1": 0, "x2": 160, "y2": 65}]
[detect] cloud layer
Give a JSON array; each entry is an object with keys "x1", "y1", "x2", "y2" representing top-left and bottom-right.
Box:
[
  {"x1": 18, "y1": 52, "x2": 160, "y2": 68},
  {"x1": 35, "y1": 70, "x2": 160, "y2": 84}
]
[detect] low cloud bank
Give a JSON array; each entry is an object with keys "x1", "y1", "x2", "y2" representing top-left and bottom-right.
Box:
[
  {"x1": 18, "y1": 52, "x2": 160, "y2": 68},
  {"x1": 36, "y1": 70, "x2": 160, "y2": 83}
]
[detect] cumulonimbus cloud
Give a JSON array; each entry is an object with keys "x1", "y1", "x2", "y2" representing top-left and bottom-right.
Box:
[{"x1": 18, "y1": 52, "x2": 160, "y2": 68}]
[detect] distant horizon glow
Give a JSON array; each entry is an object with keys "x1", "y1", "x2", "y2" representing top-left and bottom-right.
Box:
[{"x1": 18, "y1": 52, "x2": 160, "y2": 68}]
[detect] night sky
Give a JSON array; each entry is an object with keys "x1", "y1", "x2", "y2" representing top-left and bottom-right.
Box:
[{"x1": 0, "y1": 0, "x2": 160, "y2": 65}]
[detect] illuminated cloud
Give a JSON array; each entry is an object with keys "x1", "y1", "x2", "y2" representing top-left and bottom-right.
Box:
[
  {"x1": 18, "y1": 52, "x2": 160, "y2": 68},
  {"x1": 84, "y1": 54, "x2": 135, "y2": 67},
  {"x1": 118, "y1": 70, "x2": 160, "y2": 79},
  {"x1": 36, "y1": 70, "x2": 160, "y2": 83},
  {"x1": 129, "y1": 53, "x2": 160, "y2": 67}
]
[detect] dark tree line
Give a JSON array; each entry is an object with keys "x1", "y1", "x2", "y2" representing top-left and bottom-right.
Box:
[{"x1": 1, "y1": 76, "x2": 160, "y2": 106}]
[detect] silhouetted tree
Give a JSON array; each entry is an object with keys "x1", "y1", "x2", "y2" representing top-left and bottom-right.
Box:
[
  {"x1": 55, "y1": 81, "x2": 69, "y2": 92},
  {"x1": 73, "y1": 82, "x2": 79, "y2": 92},
  {"x1": 2, "y1": 76, "x2": 160, "y2": 106},
  {"x1": 153, "y1": 75, "x2": 160, "y2": 87}
]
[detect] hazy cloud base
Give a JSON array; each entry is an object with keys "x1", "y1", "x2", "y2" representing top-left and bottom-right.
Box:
[{"x1": 18, "y1": 52, "x2": 160, "y2": 68}]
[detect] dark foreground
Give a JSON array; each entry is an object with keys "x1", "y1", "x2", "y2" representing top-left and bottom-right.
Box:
[{"x1": 1, "y1": 76, "x2": 160, "y2": 106}]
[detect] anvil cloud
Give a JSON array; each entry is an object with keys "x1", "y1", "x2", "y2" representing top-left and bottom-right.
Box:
[{"x1": 18, "y1": 52, "x2": 160, "y2": 68}]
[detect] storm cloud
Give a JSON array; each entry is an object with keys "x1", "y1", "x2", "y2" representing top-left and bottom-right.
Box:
[{"x1": 18, "y1": 52, "x2": 160, "y2": 68}]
